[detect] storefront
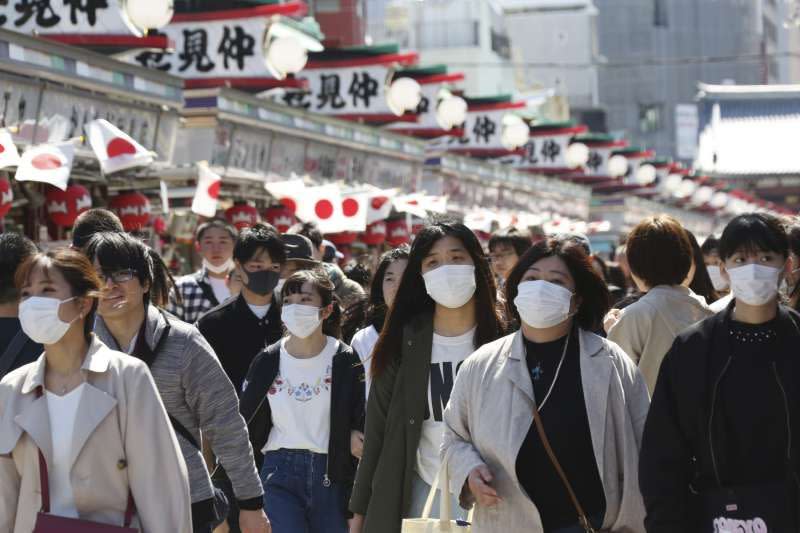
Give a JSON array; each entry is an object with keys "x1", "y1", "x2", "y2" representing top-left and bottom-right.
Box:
[{"x1": 0, "y1": 28, "x2": 183, "y2": 242}]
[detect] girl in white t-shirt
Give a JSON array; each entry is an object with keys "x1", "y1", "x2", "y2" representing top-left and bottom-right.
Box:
[
  {"x1": 349, "y1": 222, "x2": 504, "y2": 533},
  {"x1": 348, "y1": 246, "x2": 410, "y2": 399},
  {"x1": 240, "y1": 268, "x2": 365, "y2": 533}
]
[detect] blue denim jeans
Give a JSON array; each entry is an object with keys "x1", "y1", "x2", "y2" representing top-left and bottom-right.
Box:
[{"x1": 260, "y1": 449, "x2": 348, "y2": 533}]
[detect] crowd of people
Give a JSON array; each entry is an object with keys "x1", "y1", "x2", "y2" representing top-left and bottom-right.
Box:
[{"x1": 1, "y1": 206, "x2": 800, "y2": 533}]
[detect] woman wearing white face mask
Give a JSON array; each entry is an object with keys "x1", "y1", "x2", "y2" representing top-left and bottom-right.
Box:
[
  {"x1": 239, "y1": 268, "x2": 365, "y2": 533},
  {"x1": 0, "y1": 249, "x2": 191, "y2": 533},
  {"x1": 349, "y1": 222, "x2": 504, "y2": 533},
  {"x1": 440, "y1": 237, "x2": 649, "y2": 533},
  {"x1": 641, "y1": 213, "x2": 800, "y2": 533}
]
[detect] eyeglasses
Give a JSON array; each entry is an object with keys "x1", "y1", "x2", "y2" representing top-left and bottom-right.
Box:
[
  {"x1": 489, "y1": 251, "x2": 516, "y2": 263},
  {"x1": 97, "y1": 269, "x2": 136, "y2": 285}
]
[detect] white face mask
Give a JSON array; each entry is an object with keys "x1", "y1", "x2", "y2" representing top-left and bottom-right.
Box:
[
  {"x1": 727, "y1": 264, "x2": 783, "y2": 306},
  {"x1": 19, "y1": 296, "x2": 78, "y2": 345},
  {"x1": 514, "y1": 280, "x2": 574, "y2": 329},
  {"x1": 203, "y1": 258, "x2": 234, "y2": 275},
  {"x1": 422, "y1": 264, "x2": 477, "y2": 309},
  {"x1": 706, "y1": 265, "x2": 729, "y2": 292},
  {"x1": 281, "y1": 303, "x2": 322, "y2": 339}
]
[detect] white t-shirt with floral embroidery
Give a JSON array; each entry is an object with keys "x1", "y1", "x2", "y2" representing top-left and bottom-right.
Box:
[{"x1": 263, "y1": 336, "x2": 338, "y2": 454}]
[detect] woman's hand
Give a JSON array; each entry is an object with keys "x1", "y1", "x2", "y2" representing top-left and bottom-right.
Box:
[
  {"x1": 351, "y1": 430, "x2": 364, "y2": 459},
  {"x1": 467, "y1": 465, "x2": 501, "y2": 507},
  {"x1": 604, "y1": 308, "x2": 622, "y2": 334},
  {"x1": 349, "y1": 513, "x2": 365, "y2": 533}
]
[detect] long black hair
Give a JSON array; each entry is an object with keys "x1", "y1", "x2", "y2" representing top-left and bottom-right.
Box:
[
  {"x1": 341, "y1": 245, "x2": 410, "y2": 343},
  {"x1": 281, "y1": 267, "x2": 342, "y2": 339},
  {"x1": 685, "y1": 230, "x2": 720, "y2": 303},
  {"x1": 85, "y1": 231, "x2": 176, "y2": 308},
  {"x1": 371, "y1": 221, "x2": 503, "y2": 378}
]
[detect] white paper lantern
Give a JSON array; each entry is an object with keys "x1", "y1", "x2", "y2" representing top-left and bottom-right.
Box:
[
  {"x1": 691, "y1": 186, "x2": 714, "y2": 205},
  {"x1": 710, "y1": 191, "x2": 729, "y2": 209},
  {"x1": 265, "y1": 36, "x2": 309, "y2": 79},
  {"x1": 500, "y1": 114, "x2": 530, "y2": 151},
  {"x1": 675, "y1": 179, "x2": 698, "y2": 198},
  {"x1": 123, "y1": 0, "x2": 174, "y2": 35},
  {"x1": 565, "y1": 143, "x2": 590, "y2": 168},
  {"x1": 436, "y1": 95, "x2": 468, "y2": 130},
  {"x1": 635, "y1": 164, "x2": 657, "y2": 186},
  {"x1": 607, "y1": 155, "x2": 628, "y2": 177},
  {"x1": 387, "y1": 77, "x2": 422, "y2": 116},
  {"x1": 664, "y1": 173, "x2": 684, "y2": 192}
]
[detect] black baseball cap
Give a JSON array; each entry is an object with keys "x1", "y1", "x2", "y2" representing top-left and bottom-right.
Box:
[{"x1": 282, "y1": 233, "x2": 319, "y2": 267}]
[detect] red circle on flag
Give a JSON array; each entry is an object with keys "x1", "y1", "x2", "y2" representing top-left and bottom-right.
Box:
[
  {"x1": 207, "y1": 181, "x2": 221, "y2": 199},
  {"x1": 32, "y1": 154, "x2": 62, "y2": 170},
  {"x1": 0, "y1": 144, "x2": 5, "y2": 155},
  {"x1": 315, "y1": 200, "x2": 334, "y2": 219},
  {"x1": 280, "y1": 197, "x2": 297, "y2": 214},
  {"x1": 342, "y1": 198, "x2": 359, "y2": 217},
  {"x1": 107, "y1": 137, "x2": 137, "y2": 158},
  {"x1": 371, "y1": 196, "x2": 388, "y2": 210}
]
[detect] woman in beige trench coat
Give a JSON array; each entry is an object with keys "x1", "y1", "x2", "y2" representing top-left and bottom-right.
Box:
[
  {"x1": 0, "y1": 249, "x2": 192, "y2": 533},
  {"x1": 442, "y1": 237, "x2": 649, "y2": 533}
]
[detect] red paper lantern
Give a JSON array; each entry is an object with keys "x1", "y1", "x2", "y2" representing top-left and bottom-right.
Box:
[
  {"x1": 225, "y1": 204, "x2": 259, "y2": 231},
  {"x1": 386, "y1": 219, "x2": 410, "y2": 247},
  {"x1": 264, "y1": 205, "x2": 296, "y2": 233},
  {"x1": 361, "y1": 221, "x2": 387, "y2": 246},
  {"x1": 46, "y1": 184, "x2": 91, "y2": 227},
  {"x1": 0, "y1": 177, "x2": 12, "y2": 218},
  {"x1": 109, "y1": 192, "x2": 151, "y2": 231},
  {"x1": 326, "y1": 231, "x2": 357, "y2": 245}
]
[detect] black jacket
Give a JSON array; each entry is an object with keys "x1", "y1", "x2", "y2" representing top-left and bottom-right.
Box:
[
  {"x1": 640, "y1": 303, "x2": 800, "y2": 532},
  {"x1": 196, "y1": 294, "x2": 283, "y2": 395},
  {"x1": 240, "y1": 339, "x2": 365, "y2": 483}
]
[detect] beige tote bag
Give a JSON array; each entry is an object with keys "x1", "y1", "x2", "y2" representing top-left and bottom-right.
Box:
[{"x1": 401, "y1": 463, "x2": 472, "y2": 533}]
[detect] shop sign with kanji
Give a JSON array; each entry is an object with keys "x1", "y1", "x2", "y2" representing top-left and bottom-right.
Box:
[
  {"x1": 428, "y1": 102, "x2": 526, "y2": 155},
  {"x1": 491, "y1": 125, "x2": 588, "y2": 172},
  {"x1": 0, "y1": 0, "x2": 131, "y2": 34}
]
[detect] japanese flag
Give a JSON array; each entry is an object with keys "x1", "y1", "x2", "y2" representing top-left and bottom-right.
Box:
[
  {"x1": 366, "y1": 189, "x2": 396, "y2": 223},
  {"x1": 192, "y1": 162, "x2": 222, "y2": 218},
  {"x1": 264, "y1": 178, "x2": 306, "y2": 215},
  {"x1": 340, "y1": 193, "x2": 368, "y2": 232},
  {"x1": 296, "y1": 184, "x2": 347, "y2": 234},
  {"x1": 85, "y1": 119, "x2": 154, "y2": 175},
  {"x1": 0, "y1": 129, "x2": 21, "y2": 170},
  {"x1": 393, "y1": 193, "x2": 429, "y2": 219},
  {"x1": 15, "y1": 143, "x2": 75, "y2": 191}
]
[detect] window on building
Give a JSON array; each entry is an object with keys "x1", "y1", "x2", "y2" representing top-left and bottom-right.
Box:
[
  {"x1": 653, "y1": 0, "x2": 668, "y2": 27},
  {"x1": 764, "y1": 17, "x2": 778, "y2": 45},
  {"x1": 639, "y1": 104, "x2": 663, "y2": 133},
  {"x1": 314, "y1": 0, "x2": 342, "y2": 13}
]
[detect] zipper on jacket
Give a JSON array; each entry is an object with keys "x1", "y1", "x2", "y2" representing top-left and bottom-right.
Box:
[
  {"x1": 770, "y1": 362, "x2": 800, "y2": 487},
  {"x1": 708, "y1": 355, "x2": 733, "y2": 488}
]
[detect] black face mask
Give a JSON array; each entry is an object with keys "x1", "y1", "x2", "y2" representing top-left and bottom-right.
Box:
[{"x1": 243, "y1": 269, "x2": 280, "y2": 296}]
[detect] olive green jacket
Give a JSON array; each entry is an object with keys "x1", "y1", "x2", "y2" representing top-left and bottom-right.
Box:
[{"x1": 349, "y1": 313, "x2": 436, "y2": 533}]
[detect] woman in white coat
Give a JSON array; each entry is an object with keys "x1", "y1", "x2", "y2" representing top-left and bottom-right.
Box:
[{"x1": 441, "y1": 236, "x2": 649, "y2": 533}]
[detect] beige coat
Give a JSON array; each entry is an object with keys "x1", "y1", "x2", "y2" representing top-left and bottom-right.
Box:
[
  {"x1": 442, "y1": 329, "x2": 649, "y2": 533},
  {"x1": 0, "y1": 336, "x2": 192, "y2": 533},
  {"x1": 607, "y1": 285, "x2": 713, "y2": 393}
]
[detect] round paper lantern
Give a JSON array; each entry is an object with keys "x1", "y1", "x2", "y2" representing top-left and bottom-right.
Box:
[
  {"x1": 225, "y1": 204, "x2": 259, "y2": 231},
  {"x1": 710, "y1": 191, "x2": 729, "y2": 209},
  {"x1": 123, "y1": 0, "x2": 173, "y2": 33},
  {"x1": 691, "y1": 186, "x2": 714, "y2": 205},
  {"x1": 387, "y1": 77, "x2": 422, "y2": 116},
  {"x1": 326, "y1": 232, "x2": 358, "y2": 245},
  {"x1": 607, "y1": 155, "x2": 629, "y2": 177},
  {"x1": 663, "y1": 173, "x2": 684, "y2": 192},
  {"x1": 361, "y1": 221, "x2": 387, "y2": 246},
  {"x1": 675, "y1": 179, "x2": 698, "y2": 199},
  {"x1": 500, "y1": 114, "x2": 530, "y2": 151},
  {"x1": 565, "y1": 142, "x2": 590, "y2": 168},
  {"x1": 386, "y1": 219, "x2": 410, "y2": 247},
  {"x1": 46, "y1": 184, "x2": 92, "y2": 227},
  {"x1": 0, "y1": 177, "x2": 12, "y2": 218},
  {"x1": 264, "y1": 205, "x2": 296, "y2": 233},
  {"x1": 109, "y1": 191, "x2": 151, "y2": 231},
  {"x1": 436, "y1": 94, "x2": 468, "y2": 130},
  {"x1": 635, "y1": 164, "x2": 657, "y2": 186},
  {"x1": 265, "y1": 36, "x2": 308, "y2": 79}
]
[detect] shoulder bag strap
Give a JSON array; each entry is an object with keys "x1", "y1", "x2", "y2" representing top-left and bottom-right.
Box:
[
  {"x1": 193, "y1": 271, "x2": 220, "y2": 308},
  {"x1": 35, "y1": 386, "x2": 136, "y2": 525},
  {"x1": 0, "y1": 330, "x2": 30, "y2": 377},
  {"x1": 531, "y1": 405, "x2": 597, "y2": 533}
]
